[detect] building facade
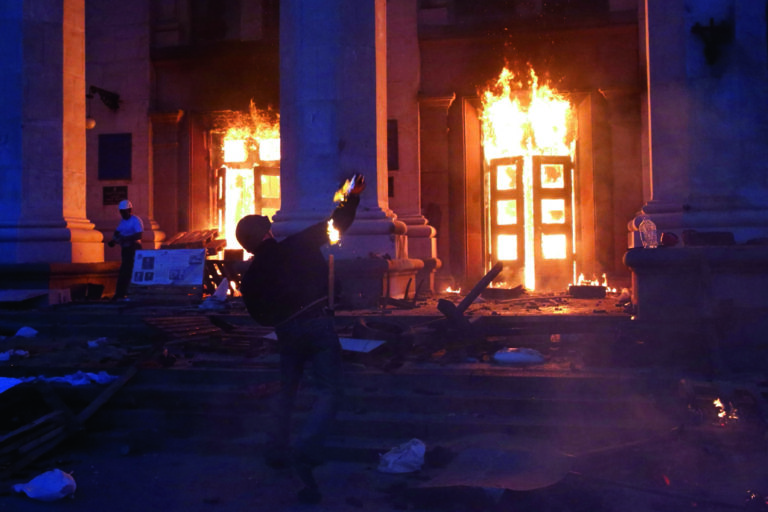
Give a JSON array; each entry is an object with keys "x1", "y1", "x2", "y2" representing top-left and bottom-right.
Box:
[{"x1": 2, "y1": 1, "x2": 768, "y2": 324}]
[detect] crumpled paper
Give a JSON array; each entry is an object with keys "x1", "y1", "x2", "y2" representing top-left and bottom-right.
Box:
[{"x1": 13, "y1": 468, "x2": 76, "y2": 501}]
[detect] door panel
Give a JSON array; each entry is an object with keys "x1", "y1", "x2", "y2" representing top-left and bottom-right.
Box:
[
  {"x1": 533, "y1": 156, "x2": 574, "y2": 290},
  {"x1": 489, "y1": 157, "x2": 524, "y2": 285},
  {"x1": 486, "y1": 155, "x2": 574, "y2": 291}
]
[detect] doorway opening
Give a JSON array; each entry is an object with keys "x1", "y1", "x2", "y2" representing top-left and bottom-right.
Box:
[
  {"x1": 209, "y1": 104, "x2": 281, "y2": 259},
  {"x1": 480, "y1": 67, "x2": 576, "y2": 291}
]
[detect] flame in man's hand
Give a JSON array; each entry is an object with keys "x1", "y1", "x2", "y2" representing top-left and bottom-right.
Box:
[
  {"x1": 328, "y1": 219, "x2": 340, "y2": 245},
  {"x1": 333, "y1": 174, "x2": 358, "y2": 203}
]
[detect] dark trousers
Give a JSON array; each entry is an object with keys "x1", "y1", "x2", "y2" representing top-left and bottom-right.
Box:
[
  {"x1": 271, "y1": 314, "x2": 343, "y2": 462},
  {"x1": 115, "y1": 243, "x2": 140, "y2": 298}
]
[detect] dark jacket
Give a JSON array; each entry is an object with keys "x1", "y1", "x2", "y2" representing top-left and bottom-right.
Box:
[{"x1": 240, "y1": 195, "x2": 360, "y2": 326}]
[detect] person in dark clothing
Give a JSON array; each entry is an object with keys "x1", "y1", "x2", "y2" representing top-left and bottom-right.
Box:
[
  {"x1": 236, "y1": 174, "x2": 365, "y2": 504},
  {"x1": 108, "y1": 199, "x2": 143, "y2": 301}
]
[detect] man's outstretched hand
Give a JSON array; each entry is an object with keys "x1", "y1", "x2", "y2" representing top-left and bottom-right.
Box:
[{"x1": 350, "y1": 173, "x2": 366, "y2": 195}]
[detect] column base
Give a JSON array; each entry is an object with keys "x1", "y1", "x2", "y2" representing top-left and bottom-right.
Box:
[
  {"x1": 0, "y1": 261, "x2": 121, "y2": 304},
  {"x1": 629, "y1": 202, "x2": 768, "y2": 248},
  {"x1": 336, "y1": 257, "x2": 424, "y2": 309},
  {"x1": 624, "y1": 245, "x2": 768, "y2": 373},
  {"x1": 624, "y1": 245, "x2": 768, "y2": 321},
  {"x1": 0, "y1": 219, "x2": 105, "y2": 264}
]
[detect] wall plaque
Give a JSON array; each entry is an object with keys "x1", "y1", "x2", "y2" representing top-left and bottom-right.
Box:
[{"x1": 103, "y1": 186, "x2": 128, "y2": 206}]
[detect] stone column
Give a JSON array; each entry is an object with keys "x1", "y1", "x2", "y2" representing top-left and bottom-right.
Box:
[
  {"x1": 625, "y1": 0, "x2": 768, "y2": 328},
  {"x1": 419, "y1": 95, "x2": 455, "y2": 290},
  {"x1": 387, "y1": 0, "x2": 439, "y2": 293},
  {"x1": 0, "y1": 0, "x2": 103, "y2": 264},
  {"x1": 278, "y1": 0, "x2": 422, "y2": 306},
  {"x1": 150, "y1": 110, "x2": 185, "y2": 245},
  {"x1": 632, "y1": 0, "x2": 768, "y2": 242}
]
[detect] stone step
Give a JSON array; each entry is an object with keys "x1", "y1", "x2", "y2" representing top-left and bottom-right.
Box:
[
  {"x1": 67, "y1": 380, "x2": 661, "y2": 421},
  {"x1": 84, "y1": 392, "x2": 678, "y2": 443},
  {"x1": 82, "y1": 406, "x2": 677, "y2": 462},
  {"x1": 39, "y1": 363, "x2": 682, "y2": 465},
  {"x1": 109, "y1": 363, "x2": 672, "y2": 394}
]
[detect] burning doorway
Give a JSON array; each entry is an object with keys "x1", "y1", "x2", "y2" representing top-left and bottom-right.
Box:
[
  {"x1": 211, "y1": 104, "x2": 280, "y2": 258},
  {"x1": 480, "y1": 67, "x2": 577, "y2": 292}
]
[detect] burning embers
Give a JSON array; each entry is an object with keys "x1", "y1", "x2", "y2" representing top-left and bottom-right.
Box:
[
  {"x1": 713, "y1": 398, "x2": 739, "y2": 426},
  {"x1": 568, "y1": 273, "x2": 617, "y2": 298},
  {"x1": 479, "y1": 65, "x2": 577, "y2": 292}
]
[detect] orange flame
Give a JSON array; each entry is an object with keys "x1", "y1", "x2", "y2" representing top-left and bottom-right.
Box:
[
  {"x1": 572, "y1": 273, "x2": 617, "y2": 293},
  {"x1": 221, "y1": 101, "x2": 281, "y2": 252},
  {"x1": 327, "y1": 219, "x2": 340, "y2": 245},
  {"x1": 223, "y1": 101, "x2": 280, "y2": 163},
  {"x1": 713, "y1": 398, "x2": 739, "y2": 424},
  {"x1": 480, "y1": 66, "x2": 574, "y2": 162},
  {"x1": 480, "y1": 66, "x2": 574, "y2": 290}
]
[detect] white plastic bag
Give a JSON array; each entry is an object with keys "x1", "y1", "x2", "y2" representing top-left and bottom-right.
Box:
[
  {"x1": 13, "y1": 468, "x2": 76, "y2": 501},
  {"x1": 378, "y1": 438, "x2": 426, "y2": 474},
  {"x1": 493, "y1": 347, "x2": 545, "y2": 365},
  {"x1": 15, "y1": 326, "x2": 38, "y2": 338}
]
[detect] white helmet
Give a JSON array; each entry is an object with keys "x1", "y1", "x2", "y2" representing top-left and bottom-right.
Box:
[{"x1": 118, "y1": 200, "x2": 133, "y2": 210}]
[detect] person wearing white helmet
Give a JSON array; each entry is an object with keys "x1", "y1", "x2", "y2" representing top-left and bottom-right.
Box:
[{"x1": 108, "y1": 199, "x2": 143, "y2": 300}]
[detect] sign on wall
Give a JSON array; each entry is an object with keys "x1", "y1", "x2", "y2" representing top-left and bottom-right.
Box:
[
  {"x1": 131, "y1": 249, "x2": 205, "y2": 286},
  {"x1": 102, "y1": 186, "x2": 128, "y2": 205}
]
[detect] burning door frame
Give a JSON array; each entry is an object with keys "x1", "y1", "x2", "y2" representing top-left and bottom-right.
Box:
[
  {"x1": 207, "y1": 106, "x2": 281, "y2": 257},
  {"x1": 486, "y1": 154, "x2": 575, "y2": 291},
  {"x1": 476, "y1": 67, "x2": 579, "y2": 291}
]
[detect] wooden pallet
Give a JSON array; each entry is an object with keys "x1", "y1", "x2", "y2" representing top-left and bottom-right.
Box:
[
  {"x1": 0, "y1": 369, "x2": 136, "y2": 480},
  {"x1": 162, "y1": 229, "x2": 226, "y2": 256},
  {"x1": 144, "y1": 316, "x2": 276, "y2": 356},
  {"x1": 128, "y1": 284, "x2": 204, "y2": 305}
]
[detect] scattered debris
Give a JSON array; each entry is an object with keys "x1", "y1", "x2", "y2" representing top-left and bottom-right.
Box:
[
  {"x1": 0, "y1": 349, "x2": 29, "y2": 362},
  {"x1": 437, "y1": 262, "x2": 504, "y2": 330},
  {"x1": 86, "y1": 337, "x2": 108, "y2": 348},
  {"x1": 340, "y1": 337, "x2": 387, "y2": 353},
  {"x1": 416, "y1": 433, "x2": 572, "y2": 491},
  {"x1": 198, "y1": 278, "x2": 230, "y2": 311},
  {"x1": 21, "y1": 371, "x2": 118, "y2": 387},
  {"x1": 0, "y1": 377, "x2": 22, "y2": 395},
  {"x1": 378, "y1": 438, "x2": 426, "y2": 474},
  {"x1": 0, "y1": 366, "x2": 137, "y2": 480},
  {"x1": 616, "y1": 287, "x2": 631, "y2": 306},
  {"x1": 568, "y1": 285, "x2": 606, "y2": 299},
  {"x1": 481, "y1": 285, "x2": 524, "y2": 301}
]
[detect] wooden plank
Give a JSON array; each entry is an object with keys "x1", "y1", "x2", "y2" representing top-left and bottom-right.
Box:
[
  {"x1": 129, "y1": 284, "x2": 203, "y2": 304},
  {"x1": 0, "y1": 411, "x2": 65, "y2": 453}
]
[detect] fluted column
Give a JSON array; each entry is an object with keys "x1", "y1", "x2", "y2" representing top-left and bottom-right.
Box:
[
  {"x1": 626, "y1": 0, "x2": 768, "y2": 326},
  {"x1": 0, "y1": 0, "x2": 103, "y2": 264},
  {"x1": 277, "y1": 0, "x2": 421, "y2": 304},
  {"x1": 632, "y1": 0, "x2": 768, "y2": 243},
  {"x1": 387, "y1": 0, "x2": 436, "y2": 258}
]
